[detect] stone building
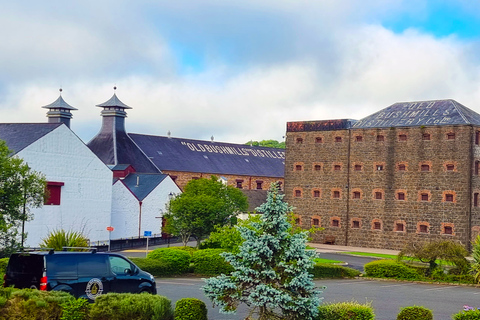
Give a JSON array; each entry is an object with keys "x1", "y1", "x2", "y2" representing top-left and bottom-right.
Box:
[{"x1": 285, "y1": 99, "x2": 480, "y2": 250}]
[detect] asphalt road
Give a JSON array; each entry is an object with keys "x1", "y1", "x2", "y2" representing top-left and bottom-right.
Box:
[{"x1": 156, "y1": 277, "x2": 480, "y2": 320}]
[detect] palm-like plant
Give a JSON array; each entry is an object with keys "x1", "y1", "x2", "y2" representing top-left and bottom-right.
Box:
[
  {"x1": 471, "y1": 235, "x2": 480, "y2": 283},
  {"x1": 40, "y1": 229, "x2": 88, "y2": 251}
]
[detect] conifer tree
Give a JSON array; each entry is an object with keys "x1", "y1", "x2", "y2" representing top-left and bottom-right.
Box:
[{"x1": 202, "y1": 183, "x2": 321, "y2": 320}]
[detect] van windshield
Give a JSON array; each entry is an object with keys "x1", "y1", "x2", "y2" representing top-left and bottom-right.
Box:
[{"x1": 7, "y1": 254, "x2": 44, "y2": 275}]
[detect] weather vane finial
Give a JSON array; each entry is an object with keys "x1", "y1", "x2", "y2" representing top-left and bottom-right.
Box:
[
  {"x1": 59, "y1": 87, "x2": 63, "y2": 95},
  {"x1": 113, "y1": 86, "x2": 117, "y2": 91}
]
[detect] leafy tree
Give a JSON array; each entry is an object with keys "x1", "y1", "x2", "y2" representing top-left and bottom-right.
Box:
[
  {"x1": 202, "y1": 183, "x2": 321, "y2": 320},
  {"x1": 398, "y1": 240, "x2": 469, "y2": 276},
  {"x1": 0, "y1": 140, "x2": 46, "y2": 257},
  {"x1": 165, "y1": 176, "x2": 248, "y2": 248},
  {"x1": 245, "y1": 140, "x2": 285, "y2": 149}
]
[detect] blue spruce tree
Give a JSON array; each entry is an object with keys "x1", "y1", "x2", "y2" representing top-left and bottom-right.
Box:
[{"x1": 202, "y1": 183, "x2": 321, "y2": 320}]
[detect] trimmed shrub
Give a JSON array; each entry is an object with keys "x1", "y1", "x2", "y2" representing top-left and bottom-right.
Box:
[
  {"x1": 89, "y1": 293, "x2": 173, "y2": 320},
  {"x1": 147, "y1": 248, "x2": 191, "y2": 275},
  {"x1": 171, "y1": 246, "x2": 197, "y2": 256},
  {"x1": 0, "y1": 288, "x2": 74, "y2": 320},
  {"x1": 316, "y1": 301, "x2": 375, "y2": 320},
  {"x1": 397, "y1": 306, "x2": 433, "y2": 320},
  {"x1": 174, "y1": 298, "x2": 207, "y2": 320},
  {"x1": 192, "y1": 249, "x2": 233, "y2": 276},
  {"x1": 310, "y1": 263, "x2": 360, "y2": 279},
  {"x1": 364, "y1": 259, "x2": 420, "y2": 280},
  {"x1": 129, "y1": 257, "x2": 171, "y2": 277},
  {"x1": 453, "y1": 307, "x2": 480, "y2": 320},
  {"x1": 60, "y1": 298, "x2": 90, "y2": 320},
  {"x1": 0, "y1": 258, "x2": 8, "y2": 274}
]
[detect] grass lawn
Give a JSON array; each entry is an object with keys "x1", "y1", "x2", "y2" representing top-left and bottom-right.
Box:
[
  {"x1": 314, "y1": 257, "x2": 343, "y2": 264},
  {"x1": 342, "y1": 252, "x2": 451, "y2": 265}
]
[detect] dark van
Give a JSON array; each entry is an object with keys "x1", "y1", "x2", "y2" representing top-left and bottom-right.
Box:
[{"x1": 3, "y1": 249, "x2": 156, "y2": 300}]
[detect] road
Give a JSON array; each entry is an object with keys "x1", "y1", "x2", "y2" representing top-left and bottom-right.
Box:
[{"x1": 156, "y1": 277, "x2": 479, "y2": 320}]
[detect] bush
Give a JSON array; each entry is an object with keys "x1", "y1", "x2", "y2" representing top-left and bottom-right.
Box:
[
  {"x1": 310, "y1": 263, "x2": 360, "y2": 279},
  {"x1": 316, "y1": 301, "x2": 375, "y2": 320},
  {"x1": 453, "y1": 307, "x2": 480, "y2": 320},
  {"x1": 0, "y1": 288, "x2": 74, "y2": 320},
  {"x1": 397, "y1": 306, "x2": 433, "y2": 320},
  {"x1": 147, "y1": 248, "x2": 192, "y2": 275},
  {"x1": 60, "y1": 298, "x2": 90, "y2": 320},
  {"x1": 192, "y1": 249, "x2": 233, "y2": 276},
  {"x1": 129, "y1": 257, "x2": 171, "y2": 277},
  {"x1": 174, "y1": 298, "x2": 207, "y2": 320},
  {"x1": 40, "y1": 230, "x2": 89, "y2": 251},
  {"x1": 0, "y1": 258, "x2": 8, "y2": 274},
  {"x1": 89, "y1": 293, "x2": 173, "y2": 320},
  {"x1": 364, "y1": 260, "x2": 420, "y2": 280}
]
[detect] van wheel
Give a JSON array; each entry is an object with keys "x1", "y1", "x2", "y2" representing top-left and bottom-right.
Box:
[{"x1": 140, "y1": 288, "x2": 152, "y2": 294}]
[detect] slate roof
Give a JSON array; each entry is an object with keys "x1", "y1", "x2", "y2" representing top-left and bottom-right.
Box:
[
  {"x1": 96, "y1": 93, "x2": 132, "y2": 109},
  {"x1": 41, "y1": 96, "x2": 78, "y2": 110},
  {"x1": 129, "y1": 134, "x2": 285, "y2": 178},
  {"x1": 0, "y1": 123, "x2": 63, "y2": 154},
  {"x1": 353, "y1": 99, "x2": 480, "y2": 129},
  {"x1": 120, "y1": 173, "x2": 169, "y2": 201}
]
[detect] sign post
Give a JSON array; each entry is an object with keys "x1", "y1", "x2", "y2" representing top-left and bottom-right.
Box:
[
  {"x1": 107, "y1": 226, "x2": 114, "y2": 251},
  {"x1": 144, "y1": 231, "x2": 152, "y2": 257}
]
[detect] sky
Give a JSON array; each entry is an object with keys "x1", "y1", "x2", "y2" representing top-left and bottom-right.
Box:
[{"x1": 2, "y1": 0, "x2": 480, "y2": 144}]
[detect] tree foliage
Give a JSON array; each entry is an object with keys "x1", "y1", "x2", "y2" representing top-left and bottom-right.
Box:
[
  {"x1": 245, "y1": 140, "x2": 285, "y2": 149},
  {"x1": 398, "y1": 240, "x2": 469, "y2": 275},
  {"x1": 202, "y1": 183, "x2": 321, "y2": 320},
  {"x1": 0, "y1": 140, "x2": 46, "y2": 257},
  {"x1": 471, "y1": 235, "x2": 480, "y2": 283},
  {"x1": 165, "y1": 176, "x2": 248, "y2": 247}
]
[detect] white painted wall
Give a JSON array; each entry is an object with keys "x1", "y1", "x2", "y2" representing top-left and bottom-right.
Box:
[
  {"x1": 17, "y1": 125, "x2": 113, "y2": 246},
  {"x1": 110, "y1": 176, "x2": 181, "y2": 239}
]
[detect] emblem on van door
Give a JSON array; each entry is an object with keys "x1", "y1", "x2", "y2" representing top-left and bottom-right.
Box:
[{"x1": 85, "y1": 278, "x2": 104, "y2": 300}]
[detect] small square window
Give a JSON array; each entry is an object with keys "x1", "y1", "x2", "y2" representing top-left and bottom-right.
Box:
[
  {"x1": 256, "y1": 181, "x2": 263, "y2": 190},
  {"x1": 422, "y1": 133, "x2": 431, "y2": 140},
  {"x1": 398, "y1": 164, "x2": 406, "y2": 171},
  {"x1": 335, "y1": 136, "x2": 342, "y2": 142},
  {"x1": 355, "y1": 136, "x2": 363, "y2": 142},
  {"x1": 376, "y1": 135, "x2": 385, "y2": 142},
  {"x1": 419, "y1": 225, "x2": 428, "y2": 233},
  {"x1": 333, "y1": 191, "x2": 340, "y2": 198},
  {"x1": 296, "y1": 137, "x2": 303, "y2": 144},
  {"x1": 397, "y1": 192, "x2": 405, "y2": 200},
  {"x1": 352, "y1": 220, "x2": 360, "y2": 229},
  {"x1": 421, "y1": 193, "x2": 429, "y2": 201},
  {"x1": 354, "y1": 164, "x2": 362, "y2": 171},
  {"x1": 421, "y1": 164, "x2": 430, "y2": 172},
  {"x1": 236, "y1": 180, "x2": 243, "y2": 189},
  {"x1": 353, "y1": 191, "x2": 361, "y2": 199},
  {"x1": 446, "y1": 164, "x2": 455, "y2": 171},
  {"x1": 376, "y1": 165, "x2": 384, "y2": 171},
  {"x1": 447, "y1": 133, "x2": 455, "y2": 140},
  {"x1": 295, "y1": 190, "x2": 302, "y2": 197},
  {"x1": 313, "y1": 190, "x2": 320, "y2": 198},
  {"x1": 332, "y1": 219, "x2": 339, "y2": 227},
  {"x1": 315, "y1": 137, "x2": 323, "y2": 143},
  {"x1": 445, "y1": 194, "x2": 454, "y2": 202},
  {"x1": 314, "y1": 164, "x2": 322, "y2": 171},
  {"x1": 334, "y1": 165, "x2": 341, "y2": 171},
  {"x1": 396, "y1": 223, "x2": 404, "y2": 232},
  {"x1": 399, "y1": 134, "x2": 407, "y2": 141},
  {"x1": 444, "y1": 226, "x2": 453, "y2": 235},
  {"x1": 312, "y1": 218, "x2": 320, "y2": 226},
  {"x1": 373, "y1": 222, "x2": 381, "y2": 230},
  {"x1": 295, "y1": 165, "x2": 302, "y2": 171},
  {"x1": 375, "y1": 192, "x2": 382, "y2": 200}
]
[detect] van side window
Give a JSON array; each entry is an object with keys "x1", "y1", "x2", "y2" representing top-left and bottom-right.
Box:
[
  {"x1": 48, "y1": 255, "x2": 77, "y2": 279},
  {"x1": 78, "y1": 255, "x2": 109, "y2": 278},
  {"x1": 109, "y1": 256, "x2": 133, "y2": 275}
]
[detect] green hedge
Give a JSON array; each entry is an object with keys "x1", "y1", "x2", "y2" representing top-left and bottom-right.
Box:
[
  {"x1": 89, "y1": 293, "x2": 173, "y2": 320},
  {"x1": 192, "y1": 249, "x2": 233, "y2": 276},
  {"x1": 316, "y1": 301, "x2": 375, "y2": 320},
  {"x1": 174, "y1": 298, "x2": 207, "y2": 320},
  {"x1": 453, "y1": 308, "x2": 480, "y2": 320},
  {"x1": 310, "y1": 263, "x2": 360, "y2": 279},
  {"x1": 397, "y1": 306, "x2": 433, "y2": 320},
  {"x1": 129, "y1": 257, "x2": 171, "y2": 277},
  {"x1": 364, "y1": 260, "x2": 420, "y2": 280},
  {"x1": 147, "y1": 248, "x2": 192, "y2": 275},
  {"x1": 0, "y1": 258, "x2": 8, "y2": 274},
  {"x1": 0, "y1": 287, "x2": 74, "y2": 320}
]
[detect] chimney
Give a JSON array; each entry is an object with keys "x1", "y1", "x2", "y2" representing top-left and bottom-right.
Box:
[
  {"x1": 41, "y1": 89, "x2": 78, "y2": 128},
  {"x1": 95, "y1": 86, "x2": 132, "y2": 134}
]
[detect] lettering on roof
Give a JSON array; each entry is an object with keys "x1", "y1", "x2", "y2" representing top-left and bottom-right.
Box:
[
  {"x1": 180, "y1": 141, "x2": 285, "y2": 159},
  {"x1": 287, "y1": 119, "x2": 353, "y2": 132}
]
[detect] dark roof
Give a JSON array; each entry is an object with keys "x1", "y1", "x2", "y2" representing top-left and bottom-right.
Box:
[
  {"x1": 120, "y1": 173, "x2": 168, "y2": 201},
  {"x1": 0, "y1": 123, "x2": 63, "y2": 154},
  {"x1": 96, "y1": 93, "x2": 132, "y2": 109},
  {"x1": 129, "y1": 134, "x2": 285, "y2": 178},
  {"x1": 241, "y1": 190, "x2": 269, "y2": 212},
  {"x1": 353, "y1": 99, "x2": 480, "y2": 129},
  {"x1": 287, "y1": 119, "x2": 356, "y2": 132},
  {"x1": 41, "y1": 95, "x2": 78, "y2": 110},
  {"x1": 109, "y1": 164, "x2": 134, "y2": 171}
]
